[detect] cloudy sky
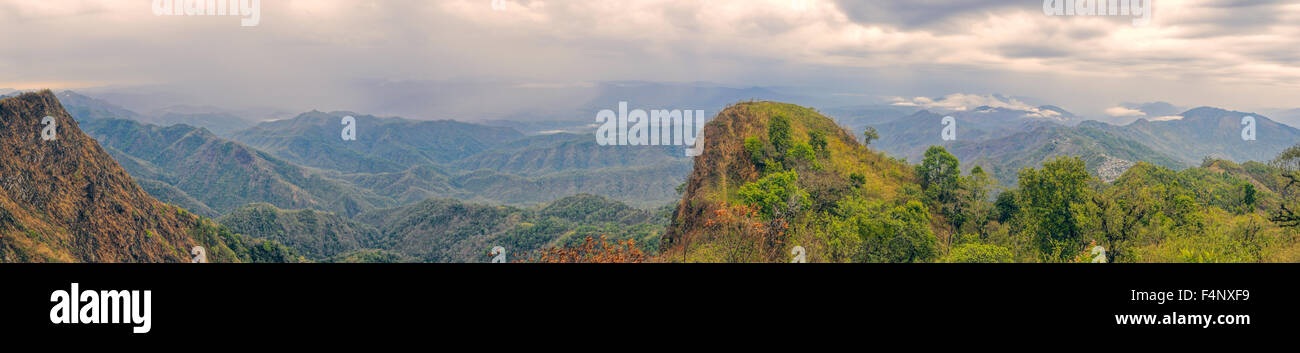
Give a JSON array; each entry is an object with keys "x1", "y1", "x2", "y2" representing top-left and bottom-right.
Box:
[{"x1": 1, "y1": 0, "x2": 1298, "y2": 122}]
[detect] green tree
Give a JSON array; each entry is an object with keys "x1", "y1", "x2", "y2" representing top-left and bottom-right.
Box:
[
  {"x1": 917, "y1": 146, "x2": 961, "y2": 202},
  {"x1": 862, "y1": 126, "x2": 879, "y2": 147},
  {"x1": 738, "y1": 170, "x2": 809, "y2": 261},
  {"x1": 838, "y1": 197, "x2": 937, "y2": 263},
  {"x1": 789, "y1": 142, "x2": 815, "y2": 162},
  {"x1": 769, "y1": 114, "x2": 793, "y2": 154},
  {"x1": 955, "y1": 165, "x2": 994, "y2": 236},
  {"x1": 744, "y1": 136, "x2": 769, "y2": 171},
  {"x1": 1017, "y1": 156, "x2": 1093, "y2": 261},
  {"x1": 917, "y1": 146, "x2": 963, "y2": 233},
  {"x1": 877, "y1": 201, "x2": 938, "y2": 263},
  {"x1": 1270, "y1": 145, "x2": 1300, "y2": 227},
  {"x1": 1241, "y1": 182, "x2": 1257, "y2": 212},
  {"x1": 738, "y1": 170, "x2": 809, "y2": 221},
  {"x1": 808, "y1": 130, "x2": 828, "y2": 154}
]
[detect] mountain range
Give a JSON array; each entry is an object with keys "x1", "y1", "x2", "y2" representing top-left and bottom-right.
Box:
[
  {"x1": 56, "y1": 95, "x2": 694, "y2": 211},
  {"x1": 8, "y1": 88, "x2": 1300, "y2": 263},
  {"x1": 82, "y1": 118, "x2": 394, "y2": 217},
  {"x1": 865, "y1": 102, "x2": 1300, "y2": 185}
]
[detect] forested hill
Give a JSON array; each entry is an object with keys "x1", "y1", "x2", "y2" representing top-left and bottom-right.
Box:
[
  {"x1": 666, "y1": 101, "x2": 1300, "y2": 263},
  {"x1": 664, "y1": 101, "x2": 928, "y2": 262}
]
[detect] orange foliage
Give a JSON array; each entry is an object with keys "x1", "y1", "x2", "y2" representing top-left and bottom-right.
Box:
[{"x1": 525, "y1": 235, "x2": 652, "y2": 263}]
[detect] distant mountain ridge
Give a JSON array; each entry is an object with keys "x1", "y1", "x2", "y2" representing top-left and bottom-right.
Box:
[
  {"x1": 233, "y1": 111, "x2": 691, "y2": 208},
  {"x1": 83, "y1": 118, "x2": 396, "y2": 217},
  {"x1": 869, "y1": 103, "x2": 1296, "y2": 185},
  {"x1": 1081, "y1": 107, "x2": 1300, "y2": 165},
  {"x1": 948, "y1": 124, "x2": 1187, "y2": 184},
  {"x1": 231, "y1": 110, "x2": 526, "y2": 173}
]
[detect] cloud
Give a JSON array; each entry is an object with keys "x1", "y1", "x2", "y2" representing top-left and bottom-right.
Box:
[
  {"x1": 1105, "y1": 106, "x2": 1147, "y2": 117},
  {"x1": 890, "y1": 93, "x2": 1061, "y2": 118},
  {"x1": 1151, "y1": 115, "x2": 1185, "y2": 121}
]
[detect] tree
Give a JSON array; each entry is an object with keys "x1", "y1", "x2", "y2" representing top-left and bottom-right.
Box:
[
  {"x1": 837, "y1": 197, "x2": 937, "y2": 263},
  {"x1": 917, "y1": 146, "x2": 961, "y2": 201},
  {"x1": 738, "y1": 170, "x2": 809, "y2": 261},
  {"x1": 738, "y1": 170, "x2": 809, "y2": 221},
  {"x1": 1082, "y1": 186, "x2": 1151, "y2": 263},
  {"x1": 954, "y1": 165, "x2": 995, "y2": 236},
  {"x1": 769, "y1": 114, "x2": 793, "y2": 154},
  {"x1": 917, "y1": 146, "x2": 963, "y2": 232},
  {"x1": 1017, "y1": 156, "x2": 1093, "y2": 261},
  {"x1": 744, "y1": 136, "x2": 769, "y2": 171},
  {"x1": 862, "y1": 126, "x2": 879, "y2": 147},
  {"x1": 1269, "y1": 145, "x2": 1300, "y2": 228},
  {"x1": 1241, "y1": 182, "x2": 1257, "y2": 213},
  {"x1": 808, "y1": 130, "x2": 828, "y2": 154},
  {"x1": 994, "y1": 190, "x2": 1018, "y2": 224}
]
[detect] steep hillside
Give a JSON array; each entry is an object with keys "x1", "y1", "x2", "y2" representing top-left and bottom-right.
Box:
[
  {"x1": 665, "y1": 101, "x2": 924, "y2": 262},
  {"x1": 0, "y1": 91, "x2": 295, "y2": 262},
  {"x1": 231, "y1": 111, "x2": 525, "y2": 173},
  {"x1": 83, "y1": 118, "x2": 395, "y2": 216}
]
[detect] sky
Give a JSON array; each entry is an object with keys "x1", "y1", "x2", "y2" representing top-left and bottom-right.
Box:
[{"x1": 1, "y1": 0, "x2": 1298, "y2": 122}]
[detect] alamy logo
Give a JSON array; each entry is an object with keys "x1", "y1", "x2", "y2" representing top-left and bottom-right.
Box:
[
  {"x1": 191, "y1": 246, "x2": 209, "y2": 263},
  {"x1": 152, "y1": 0, "x2": 262, "y2": 27},
  {"x1": 341, "y1": 116, "x2": 357, "y2": 141},
  {"x1": 1241, "y1": 116, "x2": 1256, "y2": 141},
  {"x1": 490, "y1": 246, "x2": 507, "y2": 263},
  {"x1": 595, "y1": 102, "x2": 706, "y2": 157},
  {"x1": 1043, "y1": 0, "x2": 1152, "y2": 26},
  {"x1": 940, "y1": 116, "x2": 956, "y2": 141},
  {"x1": 40, "y1": 116, "x2": 57, "y2": 141},
  {"x1": 50, "y1": 283, "x2": 152, "y2": 334}
]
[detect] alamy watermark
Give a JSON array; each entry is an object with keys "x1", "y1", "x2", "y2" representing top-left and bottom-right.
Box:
[
  {"x1": 595, "y1": 102, "x2": 706, "y2": 157},
  {"x1": 50, "y1": 283, "x2": 152, "y2": 334},
  {"x1": 41, "y1": 116, "x2": 57, "y2": 141},
  {"x1": 341, "y1": 116, "x2": 357, "y2": 141},
  {"x1": 1242, "y1": 116, "x2": 1256, "y2": 141},
  {"x1": 1043, "y1": 0, "x2": 1152, "y2": 26},
  {"x1": 152, "y1": 0, "x2": 261, "y2": 27},
  {"x1": 941, "y1": 116, "x2": 956, "y2": 141}
]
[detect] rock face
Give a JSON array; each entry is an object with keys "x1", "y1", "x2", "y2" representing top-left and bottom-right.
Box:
[{"x1": 0, "y1": 91, "x2": 234, "y2": 262}]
